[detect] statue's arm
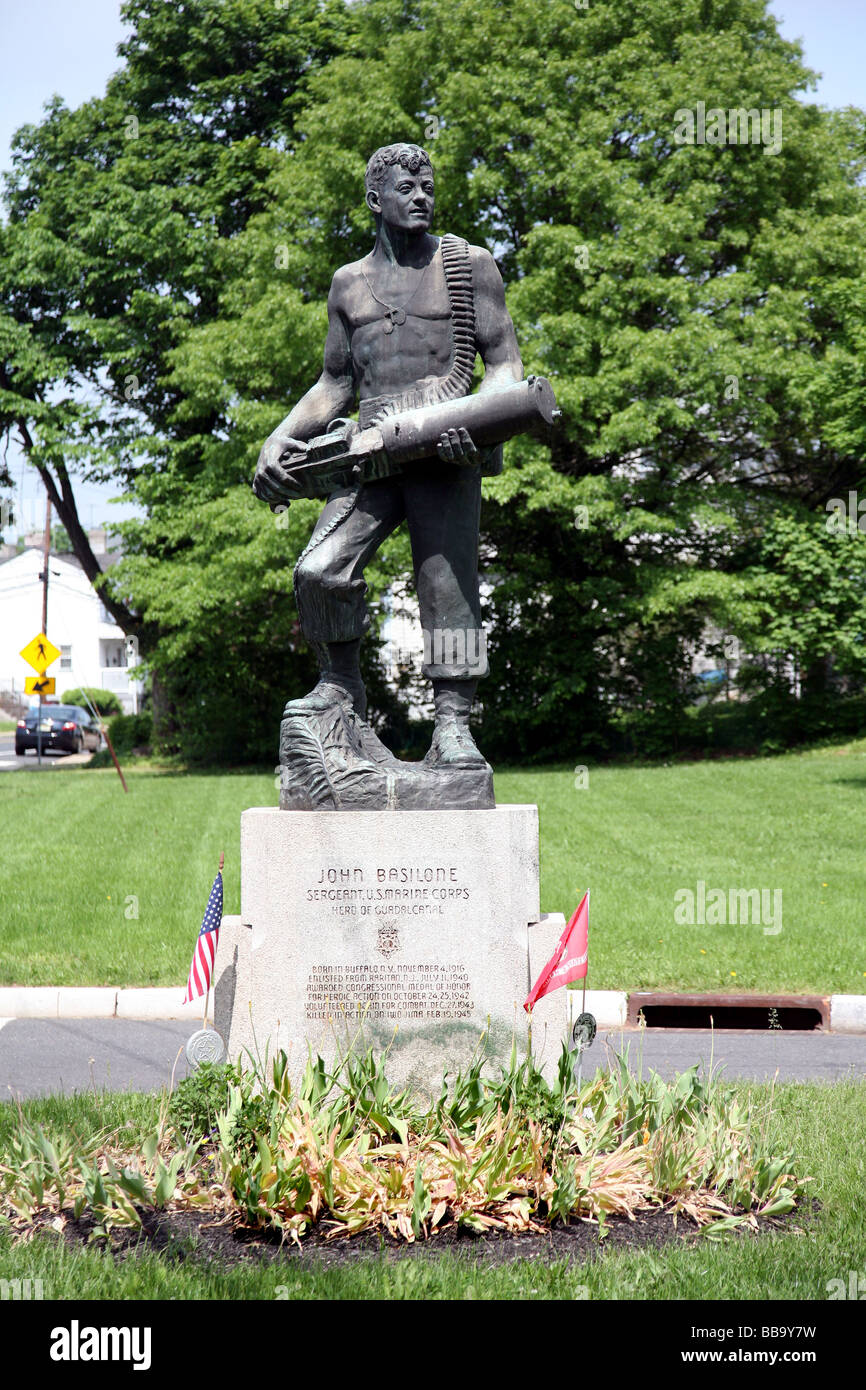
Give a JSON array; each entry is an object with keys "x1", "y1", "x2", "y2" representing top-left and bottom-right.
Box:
[
  {"x1": 471, "y1": 247, "x2": 523, "y2": 390},
  {"x1": 253, "y1": 275, "x2": 355, "y2": 503}
]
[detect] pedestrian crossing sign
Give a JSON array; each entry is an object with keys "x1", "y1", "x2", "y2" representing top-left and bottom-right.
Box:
[{"x1": 20, "y1": 633, "x2": 61, "y2": 675}]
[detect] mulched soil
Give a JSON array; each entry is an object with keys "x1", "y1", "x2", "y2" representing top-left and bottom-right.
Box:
[{"x1": 27, "y1": 1201, "x2": 818, "y2": 1271}]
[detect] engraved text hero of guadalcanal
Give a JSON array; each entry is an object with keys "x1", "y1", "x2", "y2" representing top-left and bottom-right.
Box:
[{"x1": 252, "y1": 142, "x2": 558, "y2": 813}]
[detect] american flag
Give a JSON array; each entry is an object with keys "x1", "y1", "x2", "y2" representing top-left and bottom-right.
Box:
[{"x1": 182, "y1": 870, "x2": 223, "y2": 1004}]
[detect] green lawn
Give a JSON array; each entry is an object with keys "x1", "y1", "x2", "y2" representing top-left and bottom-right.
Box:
[
  {"x1": 1, "y1": 743, "x2": 865, "y2": 991},
  {"x1": 1, "y1": 1079, "x2": 863, "y2": 1299},
  {"x1": 498, "y1": 744, "x2": 866, "y2": 995}
]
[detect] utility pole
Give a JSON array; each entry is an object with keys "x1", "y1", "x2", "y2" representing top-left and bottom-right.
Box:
[
  {"x1": 41, "y1": 492, "x2": 50, "y2": 632},
  {"x1": 36, "y1": 493, "x2": 51, "y2": 767}
]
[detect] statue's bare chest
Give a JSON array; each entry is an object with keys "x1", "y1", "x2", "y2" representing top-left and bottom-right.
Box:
[{"x1": 346, "y1": 250, "x2": 453, "y2": 389}]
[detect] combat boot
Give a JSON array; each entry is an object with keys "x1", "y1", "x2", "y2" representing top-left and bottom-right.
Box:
[{"x1": 423, "y1": 679, "x2": 488, "y2": 769}]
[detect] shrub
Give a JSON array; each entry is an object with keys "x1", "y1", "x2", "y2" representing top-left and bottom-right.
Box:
[
  {"x1": 61, "y1": 686, "x2": 123, "y2": 717},
  {"x1": 106, "y1": 712, "x2": 153, "y2": 755},
  {"x1": 170, "y1": 1063, "x2": 237, "y2": 1139}
]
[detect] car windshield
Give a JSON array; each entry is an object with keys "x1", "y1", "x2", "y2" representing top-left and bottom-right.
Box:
[{"x1": 30, "y1": 706, "x2": 80, "y2": 720}]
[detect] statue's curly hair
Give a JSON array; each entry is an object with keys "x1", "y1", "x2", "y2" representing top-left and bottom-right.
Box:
[{"x1": 365, "y1": 143, "x2": 433, "y2": 197}]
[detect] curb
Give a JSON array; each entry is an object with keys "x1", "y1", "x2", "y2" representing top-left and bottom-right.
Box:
[
  {"x1": 0, "y1": 987, "x2": 863, "y2": 1031},
  {"x1": 0, "y1": 987, "x2": 199, "y2": 1022},
  {"x1": 116, "y1": 989, "x2": 197, "y2": 1021},
  {"x1": 567, "y1": 990, "x2": 628, "y2": 1030},
  {"x1": 831, "y1": 995, "x2": 866, "y2": 1034}
]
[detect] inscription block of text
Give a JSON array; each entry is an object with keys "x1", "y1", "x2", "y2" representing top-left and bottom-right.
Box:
[{"x1": 217, "y1": 805, "x2": 565, "y2": 1089}]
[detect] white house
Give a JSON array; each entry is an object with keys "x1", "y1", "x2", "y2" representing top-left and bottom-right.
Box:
[{"x1": 0, "y1": 547, "x2": 140, "y2": 712}]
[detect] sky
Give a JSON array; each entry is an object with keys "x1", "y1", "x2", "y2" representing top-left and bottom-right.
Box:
[
  {"x1": 1, "y1": 0, "x2": 133, "y2": 539},
  {"x1": 0, "y1": 0, "x2": 863, "y2": 540}
]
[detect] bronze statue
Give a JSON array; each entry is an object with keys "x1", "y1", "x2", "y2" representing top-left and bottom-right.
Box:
[{"x1": 253, "y1": 143, "x2": 555, "y2": 810}]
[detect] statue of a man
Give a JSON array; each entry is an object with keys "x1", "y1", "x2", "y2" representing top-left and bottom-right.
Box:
[{"x1": 254, "y1": 142, "x2": 523, "y2": 769}]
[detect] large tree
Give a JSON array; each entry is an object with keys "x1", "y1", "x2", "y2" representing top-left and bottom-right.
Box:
[
  {"x1": 1, "y1": 0, "x2": 348, "y2": 654},
  {"x1": 3, "y1": 0, "x2": 865, "y2": 760}
]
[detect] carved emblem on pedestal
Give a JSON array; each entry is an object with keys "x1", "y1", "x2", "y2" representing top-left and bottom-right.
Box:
[{"x1": 376, "y1": 919, "x2": 400, "y2": 958}]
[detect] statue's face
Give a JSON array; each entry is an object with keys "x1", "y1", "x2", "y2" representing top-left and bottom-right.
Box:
[{"x1": 367, "y1": 163, "x2": 434, "y2": 232}]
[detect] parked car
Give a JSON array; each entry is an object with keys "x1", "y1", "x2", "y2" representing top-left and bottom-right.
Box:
[{"x1": 15, "y1": 705, "x2": 102, "y2": 756}]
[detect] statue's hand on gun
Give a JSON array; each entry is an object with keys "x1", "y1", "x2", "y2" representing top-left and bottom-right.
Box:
[
  {"x1": 436, "y1": 427, "x2": 478, "y2": 464},
  {"x1": 253, "y1": 435, "x2": 313, "y2": 510}
]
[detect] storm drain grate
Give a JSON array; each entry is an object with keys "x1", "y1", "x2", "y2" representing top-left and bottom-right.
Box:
[{"x1": 627, "y1": 993, "x2": 828, "y2": 1031}]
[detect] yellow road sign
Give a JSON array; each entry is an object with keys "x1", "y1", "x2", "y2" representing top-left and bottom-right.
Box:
[
  {"x1": 20, "y1": 633, "x2": 61, "y2": 675},
  {"x1": 25, "y1": 675, "x2": 56, "y2": 695}
]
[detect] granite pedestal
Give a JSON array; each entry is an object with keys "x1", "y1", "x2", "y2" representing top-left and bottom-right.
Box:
[{"x1": 214, "y1": 805, "x2": 566, "y2": 1091}]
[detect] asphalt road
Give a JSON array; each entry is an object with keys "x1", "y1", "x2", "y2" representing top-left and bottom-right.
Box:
[
  {"x1": 0, "y1": 731, "x2": 22, "y2": 770},
  {"x1": 0, "y1": 1019, "x2": 864, "y2": 1100},
  {"x1": 592, "y1": 1028, "x2": 866, "y2": 1083},
  {"x1": 0, "y1": 1020, "x2": 194, "y2": 1100},
  {"x1": 0, "y1": 730, "x2": 93, "y2": 771},
  {"x1": 3, "y1": 747, "x2": 179, "y2": 1093}
]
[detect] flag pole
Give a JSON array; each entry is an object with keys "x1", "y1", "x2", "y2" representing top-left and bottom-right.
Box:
[
  {"x1": 581, "y1": 889, "x2": 589, "y2": 1017},
  {"x1": 202, "y1": 851, "x2": 225, "y2": 1032},
  {"x1": 576, "y1": 890, "x2": 591, "y2": 1092}
]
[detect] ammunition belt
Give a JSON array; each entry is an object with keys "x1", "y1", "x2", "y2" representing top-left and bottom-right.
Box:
[
  {"x1": 438, "y1": 233, "x2": 477, "y2": 400},
  {"x1": 358, "y1": 234, "x2": 477, "y2": 429}
]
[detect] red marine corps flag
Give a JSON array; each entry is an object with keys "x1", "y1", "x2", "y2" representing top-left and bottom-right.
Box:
[{"x1": 524, "y1": 891, "x2": 589, "y2": 1012}]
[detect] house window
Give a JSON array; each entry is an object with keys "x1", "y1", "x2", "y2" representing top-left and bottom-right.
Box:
[{"x1": 60, "y1": 646, "x2": 72, "y2": 670}]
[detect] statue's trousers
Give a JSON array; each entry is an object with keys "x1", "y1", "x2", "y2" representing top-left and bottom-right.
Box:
[{"x1": 293, "y1": 459, "x2": 488, "y2": 682}]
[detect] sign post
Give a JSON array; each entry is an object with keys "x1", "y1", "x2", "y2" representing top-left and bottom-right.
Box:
[
  {"x1": 20, "y1": 634, "x2": 61, "y2": 768},
  {"x1": 78, "y1": 688, "x2": 129, "y2": 794}
]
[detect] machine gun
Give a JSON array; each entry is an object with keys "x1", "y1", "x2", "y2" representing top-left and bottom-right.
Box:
[{"x1": 254, "y1": 376, "x2": 559, "y2": 503}]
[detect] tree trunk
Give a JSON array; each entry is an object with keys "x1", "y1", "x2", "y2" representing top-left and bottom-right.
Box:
[{"x1": 15, "y1": 418, "x2": 138, "y2": 634}]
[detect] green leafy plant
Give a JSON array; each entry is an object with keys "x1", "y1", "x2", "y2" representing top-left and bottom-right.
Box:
[
  {"x1": 0, "y1": 1043, "x2": 808, "y2": 1248},
  {"x1": 169, "y1": 1063, "x2": 237, "y2": 1139}
]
